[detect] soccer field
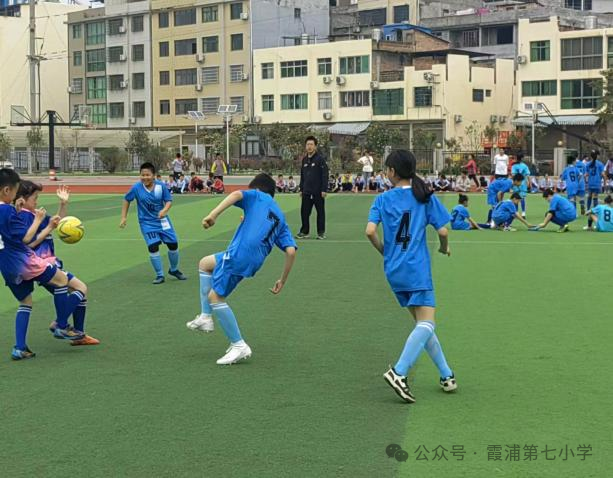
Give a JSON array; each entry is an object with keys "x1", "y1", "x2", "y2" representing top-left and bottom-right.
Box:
[{"x1": 0, "y1": 192, "x2": 610, "y2": 478}]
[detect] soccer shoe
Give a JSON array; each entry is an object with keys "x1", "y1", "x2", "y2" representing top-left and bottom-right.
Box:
[
  {"x1": 216, "y1": 343, "x2": 252, "y2": 365},
  {"x1": 53, "y1": 327, "x2": 85, "y2": 341},
  {"x1": 557, "y1": 225, "x2": 570, "y2": 233},
  {"x1": 168, "y1": 269, "x2": 187, "y2": 280},
  {"x1": 383, "y1": 367, "x2": 416, "y2": 403},
  {"x1": 70, "y1": 335, "x2": 100, "y2": 346},
  {"x1": 582, "y1": 225, "x2": 593, "y2": 231},
  {"x1": 503, "y1": 226, "x2": 516, "y2": 232},
  {"x1": 295, "y1": 232, "x2": 309, "y2": 239},
  {"x1": 11, "y1": 347, "x2": 36, "y2": 360},
  {"x1": 186, "y1": 314, "x2": 214, "y2": 333},
  {"x1": 440, "y1": 375, "x2": 458, "y2": 393},
  {"x1": 316, "y1": 234, "x2": 327, "y2": 240},
  {"x1": 152, "y1": 276, "x2": 165, "y2": 285},
  {"x1": 489, "y1": 220, "x2": 495, "y2": 229},
  {"x1": 521, "y1": 212, "x2": 526, "y2": 218}
]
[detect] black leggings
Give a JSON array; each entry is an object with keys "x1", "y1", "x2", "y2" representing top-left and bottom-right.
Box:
[{"x1": 148, "y1": 242, "x2": 178, "y2": 253}]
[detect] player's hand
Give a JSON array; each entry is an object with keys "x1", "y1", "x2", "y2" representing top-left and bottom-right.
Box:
[
  {"x1": 49, "y1": 215, "x2": 61, "y2": 229},
  {"x1": 56, "y1": 185, "x2": 70, "y2": 204},
  {"x1": 14, "y1": 198, "x2": 25, "y2": 211},
  {"x1": 158, "y1": 211, "x2": 167, "y2": 219},
  {"x1": 202, "y1": 215, "x2": 216, "y2": 229},
  {"x1": 119, "y1": 218, "x2": 127, "y2": 229},
  {"x1": 538, "y1": 223, "x2": 545, "y2": 229},
  {"x1": 35, "y1": 208, "x2": 47, "y2": 221},
  {"x1": 439, "y1": 245, "x2": 451, "y2": 256},
  {"x1": 321, "y1": 192, "x2": 327, "y2": 198},
  {"x1": 270, "y1": 280, "x2": 285, "y2": 295}
]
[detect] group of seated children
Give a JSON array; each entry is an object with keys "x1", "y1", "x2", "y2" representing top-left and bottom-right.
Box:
[
  {"x1": 275, "y1": 175, "x2": 298, "y2": 193},
  {"x1": 164, "y1": 172, "x2": 224, "y2": 194},
  {"x1": 327, "y1": 171, "x2": 392, "y2": 193}
]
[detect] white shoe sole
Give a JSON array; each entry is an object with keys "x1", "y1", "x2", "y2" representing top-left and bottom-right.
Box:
[
  {"x1": 383, "y1": 369, "x2": 416, "y2": 403},
  {"x1": 216, "y1": 346, "x2": 252, "y2": 365},
  {"x1": 441, "y1": 382, "x2": 458, "y2": 392},
  {"x1": 186, "y1": 319, "x2": 214, "y2": 333}
]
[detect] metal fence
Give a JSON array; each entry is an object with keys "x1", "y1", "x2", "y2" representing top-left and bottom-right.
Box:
[{"x1": 10, "y1": 149, "x2": 107, "y2": 173}]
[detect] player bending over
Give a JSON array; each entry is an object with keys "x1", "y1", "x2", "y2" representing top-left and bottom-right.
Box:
[
  {"x1": 366, "y1": 150, "x2": 456, "y2": 404},
  {"x1": 532, "y1": 189, "x2": 577, "y2": 233},
  {"x1": 491, "y1": 193, "x2": 533, "y2": 231},
  {"x1": 120, "y1": 162, "x2": 187, "y2": 284},
  {"x1": 586, "y1": 195, "x2": 613, "y2": 232},
  {"x1": 187, "y1": 173, "x2": 297, "y2": 365},
  {"x1": 486, "y1": 175, "x2": 513, "y2": 226},
  {"x1": 0, "y1": 169, "x2": 85, "y2": 361},
  {"x1": 450, "y1": 194, "x2": 489, "y2": 230},
  {"x1": 15, "y1": 181, "x2": 98, "y2": 345}
]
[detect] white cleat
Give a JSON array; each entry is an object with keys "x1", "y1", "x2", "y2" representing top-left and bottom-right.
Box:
[
  {"x1": 186, "y1": 314, "x2": 214, "y2": 333},
  {"x1": 521, "y1": 212, "x2": 526, "y2": 218},
  {"x1": 440, "y1": 375, "x2": 458, "y2": 393},
  {"x1": 216, "y1": 342, "x2": 252, "y2": 365}
]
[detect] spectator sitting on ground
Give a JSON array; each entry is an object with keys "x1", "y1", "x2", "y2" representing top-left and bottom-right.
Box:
[
  {"x1": 166, "y1": 175, "x2": 177, "y2": 192},
  {"x1": 539, "y1": 175, "x2": 554, "y2": 192},
  {"x1": 455, "y1": 172, "x2": 471, "y2": 192},
  {"x1": 211, "y1": 176, "x2": 224, "y2": 194},
  {"x1": 433, "y1": 174, "x2": 452, "y2": 192},
  {"x1": 276, "y1": 174, "x2": 288, "y2": 193},
  {"x1": 287, "y1": 175, "x2": 298, "y2": 193},
  {"x1": 368, "y1": 175, "x2": 377, "y2": 191},
  {"x1": 479, "y1": 176, "x2": 489, "y2": 188},
  {"x1": 189, "y1": 172, "x2": 205, "y2": 192},
  {"x1": 206, "y1": 172, "x2": 214, "y2": 191},
  {"x1": 383, "y1": 173, "x2": 392, "y2": 191},
  {"x1": 336, "y1": 173, "x2": 343, "y2": 192},
  {"x1": 353, "y1": 173, "x2": 365, "y2": 193},
  {"x1": 530, "y1": 176, "x2": 540, "y2": 193},
  {"x1": 156, "y1": 174, "x2": 163, "y2": 182},
  {"x1": 328, "y1": 174, "x2": 337, "y2": 193},
  {"x1": 341, "y1": 172, "x2": 353, "y2": 192},
  {"x1": 557, "y1": 178, "x2": 567, "y2": 193},
  {"x1": 176, "y1": 174, "x2": 189, "y2": 194}
]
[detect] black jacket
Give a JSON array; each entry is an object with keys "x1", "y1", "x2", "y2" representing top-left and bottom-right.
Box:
[{"x1": 299, "y1": 151, "x2": 328, "y2": 195}]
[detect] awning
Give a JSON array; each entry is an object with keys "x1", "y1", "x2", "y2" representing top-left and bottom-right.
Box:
[
  {"x1": 512, "y1": 115, "x2": 599, "y2": 126},
  {"x1": 328, "y1": 122, "x2": 371, "y2": 136}
]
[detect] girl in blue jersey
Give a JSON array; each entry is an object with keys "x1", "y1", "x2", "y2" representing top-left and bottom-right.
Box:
[
  {"x1": 585, "y1": 150, "x2": 606, "y2": 230},
  {"x1": 366, "y1": 150, "x2": 456, "y2": 404}
]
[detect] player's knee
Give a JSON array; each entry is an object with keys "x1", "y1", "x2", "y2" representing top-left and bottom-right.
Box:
[
  {"x1": 148, "y1": 242, "x2": 161, "y2": 253},
  {"x1": 166, "y1": 242, "x2": 178, "y2": 251},
  {"x1": 20, "y1": 295, "x2": 33, "y2": 307},
  {"x1": 208, "y1": 289, "x2": 223, "y2": 304}
]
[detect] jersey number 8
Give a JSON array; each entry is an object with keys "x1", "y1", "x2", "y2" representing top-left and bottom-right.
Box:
[
  {"x1": 395, "y1": 212, "x2": 411, "y2": 251},
  {"x1": 604, "y1": 210, "x2": 612, "y2": 223}
]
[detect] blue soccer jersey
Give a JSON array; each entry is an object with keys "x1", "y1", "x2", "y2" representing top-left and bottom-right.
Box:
[
  {"x1": 491, "y1": 200, "x2": 517, "y2": 226},
  {"x1": 368, "y1": 187, "x2": 450, "y2": 293},
  {"x1": 222, "y1": 189, "x2": 296, "y2": 278},
  {"x1": 450, "y1": 204, "x2": 471, "y2": 230},
  {"x1": 18, "y1": 209, "x2": 58, "y2": 265},
  {"x1": 549, "y1": 194, "x2": 576, "y2": 223},
  {"x1": 586, "y1": 160, "x2": 605, "y2": 191},
  {"x1": 591, "y1": 205, "x2": 613, "y2": 232},
  {"x1": 487, "y1": 178, "x2": 513, "y2": 206},
  {"x1": 511, "y1": 162, "x2": 530, "y2": 192},
  {"x1": 125, "y1": 180, "x2": 177, "y2": 242},
  {"x1": 561, "y1": 165, "x2": 580, "y2": 197},
  {"x1": 575, "y1": 161, "x2": 587, "y2": 192}
]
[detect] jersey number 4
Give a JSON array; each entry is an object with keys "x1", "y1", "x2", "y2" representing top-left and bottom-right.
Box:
[{"x1": 395, "y1": 212, "x2": 411, "y2": 251}]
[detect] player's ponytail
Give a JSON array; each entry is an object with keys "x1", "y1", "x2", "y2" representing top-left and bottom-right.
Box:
[
  {"x1": 589, "y1": 150, "x2": 599, "y2": 170},
  {"x1": 385, "y1": 149, "x2": 433, "y2": 203}
]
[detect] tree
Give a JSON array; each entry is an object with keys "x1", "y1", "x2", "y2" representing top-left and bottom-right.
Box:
[
  {"x1": 0, "y1": 131, "x2": 11, "y2": 161},
  {"x1": 365, "y1": 123, "x2": 403, "y2": 157},
  {"x1": 412, "y1": 128, "x2": 437, "y2": 150},
  {"x1": 444, "y1": 137, "x2": 463, "y2": 152},
  {"x1": 483, "y1": 124, "x2": 499, "y2": 143},
  {"x1": 148, "y1": 145, "x2": 173, "y2": 173},
  {"x1": 507, "y1": 131, "x2": 523, "y2": 151},
  {"x1": 261, "y1": 123, "x2": 330, "y2": 172},
  {"x1": 27, "y1": 127, "x2": 46, "y2": 171},
  {"x1": 592, "y1": 69, "x2": 613, "y2": 151},
  {"x1": 126, "y1": 129, "x2": 151, "y2": 165},
  {"x1": 99, "y1": 147, "x2": 129, "y2": 173},
  {"x1": 463, "y1": 121, "x2": 482, "y2": 152}
]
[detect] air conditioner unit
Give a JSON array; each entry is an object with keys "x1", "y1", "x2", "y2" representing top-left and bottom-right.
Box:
[
  {"x1": 454, "y1": 114, "x2": 463, "y2": 123},
  {"x1": 253, "y1": 115, "x2": 262, "y2": 123},
  {"x1": 490, "y1": 115, "x2": 498, "y2": 123},
  {"x1": 240, "y1": 12, "x2": 249, "y2": 20},
  {"x1": 67, "y1": 86, "x2": 74, "y2": 94},
  {"x1": 118, "y1": 25, "x2": 126, "y2": 34},
  {"x1": 517, "y1": 55, "x2": 528, "y2": 64},
  {"x1": 323, "y1": 76, "x2": 332, "y2": 84},
  {"x1": 195, "y1": 84, "x2": 203, "y2": 92},
  {"x1": 242, "y1": 72, "x2": 249, "y2": 80},
  {"x1": 323, "y1": 112, "x2": 333, "y2": 120},
  {"x1": 370, "y1": 81, "x2": 380, "y2": 89},
  {"x1": 119, "y1": 54, "x2": 127, "y2": 62},
  {"x1": 523, "y1": 102, "x2": 544, "y2": 111},
  {"x1": 196, "y1": 53, "x2": 205, "y2": 63},
  {"x1": 241, "y1": 114, "x2": 250, "y2": 122},
  {"x1": 129, "y1": 117, "x2": 136, "y2": 124},
  {"x1": 499, "y1": 115, "x2": 507, "y2": 124},
  {"x1": 423, "y1": 72, "x2": 434, "y2": 82},
  {"x1": 120, "y1": 80, "x2": 128, "y2": 88},
  {"x1": 336, "y1": 76, "x2": 346, "y2": 86}
]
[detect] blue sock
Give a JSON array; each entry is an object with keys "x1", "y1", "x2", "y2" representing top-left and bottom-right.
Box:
[
  {"x1": 487, "y1": 208, "x2": 493, "y2": 222},
  {"x1": 394, "y1": 320, "x2": 435, "y2": 377},
  {"x1": 587, "y1": 197, "x2": 592, "y2": 210},
  {"x1": 73, "y1": 300, "x2": 87, "y2": 333},
  {"x1": 424, "y1": 332, "x2": 453, "y2": 378},
  {"x1": 199, "y1": 271, "x2": 212, "y2": 315},
  {"x1": 593, "y1": 197, "x2": 599, "y2": 207},
  {"x1": 211, "y1": 302, "x2": 243, "y2": 344},
  {"x1": 168, "y1": 250, "x2": 180, "y2": 272},
  {"x1": 15, "y1": 305, "x2": 32, "y2": 350},
  {"x1": 149, "y1": 252, "x2": 164, "y2": 278},
  {"x1": 520, "y1": 198, "x2": 526, "y2": 213},
  {"x1": 54, "y1": 288, "x2": 85, "y2": 329}
]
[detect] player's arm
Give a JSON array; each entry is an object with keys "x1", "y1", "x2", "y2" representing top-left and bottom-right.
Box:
[
  {"x1": 56, "y1": 186, "x2": 69, "y2": 218},
  {"x1": 270, "y1": 246, "x2": 297, "y2": 295},
  {"x1": 437, "y1": 226, "x2": 450, "y2": 256},
  {"x1": 538, "y1": 212, "x2": 553, "y2": 229},
  {"x1": 468, "y1": 217, "x2": 481, "y2": 229},
  {"x1": 120, "y1": 200, "x2": 131, "y2": 228},
  {"x1": 23, "y1": 208, "x2": 47, "y2": 244},
  {"x1": 514, "y1": 213, "x2": 532, "y2": 228},
  {"x1": 27, "y1": 216, "x2": 60, "y2": 248},
  {"x1": 365, "y1": 222, "x2": 384, "y2": 255},
  {"x1": 158, "y1": 200, "x2": 172, "y2": 219},
  {"x1": 202, "y1": 190, "x2": 244, "y2": 229}
]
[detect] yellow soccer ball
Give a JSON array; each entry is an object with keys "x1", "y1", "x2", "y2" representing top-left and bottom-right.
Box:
[{"x1": 57, "y1": 216, "x2": 84, "y2": 244}]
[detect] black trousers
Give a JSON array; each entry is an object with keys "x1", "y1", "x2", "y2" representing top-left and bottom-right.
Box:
[{"x1": 300, "y1": 193, "x2": 325, "y2": 235}]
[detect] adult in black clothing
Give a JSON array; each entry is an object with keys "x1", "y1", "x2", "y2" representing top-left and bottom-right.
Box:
[{"x1": 297, "y1": 136, "x2": 328, "y2": 239}]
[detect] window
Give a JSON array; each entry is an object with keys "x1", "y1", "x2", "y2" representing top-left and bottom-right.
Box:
[
  {"x1": 472, "y1": 89, "x2": 485, "y2": 102},
  {"x1": 230, "y1": 2, "x2": 243, "y2": 20},
  {"x1": 174, "y1": 8, "x2": 197, "y2": 27},
  {"x1": 201, "y1": 67, "x2": 219, "y2": 84},
  {"x1": 394, "y1": 5, "x2": 410, "y2": 23},
  {"x1": 414, "y1": 87, "x2": 432, "y2": 107},
  {"x1": 373, "y1": 89, "x2": 404, "y2": 115},
  {"x1": 71, "y1": 78, "x2": 83, "y2": 94},
  {"x1": 530, "y1": 41, "x2": 550, "y2": 62},
  {"x1": 485, "y1": 89, "x2": 492, "y2": 97},
  {"x1": 318, "y1": 58, "x2": 332, "y2": 75},
  {"x1": 175, "y1": 98, "x2": 198, "y2": 115},
  {"x1": 339, "y1": 55, "x2": 370, "y2": 74},
  {"x1": 340, "y1": 91, "x2": 370, "y2": 108},
  {"x1": 481, "y1": 26, "x2": 513, "y2": 46},
  {"x1": 158, "y1": 11, "x2": 169, "y2": 28},
  {"x1": 230, "y1": 64, "x2": 244, "y2": 82},
  {"x1": 132, "y1": 73, "x2": 145, "y2": 90},
  {"x1": 133, "y1": 101, "x2": 145, "y2": 118},
  {"x1": 565, "y1": 0, "x2": 592, "y2": 10},
  {"x1": 231, "y1": 34, "x2": 243, "y2": 51},
  {"x1": 281, "y1": 94, "x2": 308, "y2": 110},
  {"x1": 175, "y1": 39, "x2": 197, "y2": 56},
  {"x1": 358, "y1": 8, "x2": 386, "y2": 26},
  {"x1": 561, "y1": 37, "x2": 602, "y2": 70},
  {"x1": 131, "y1": 15, "x2": 144, "y2": 33},
  {"x1": 201, "y1": 97, "x2": 220, "y2": 114},
  {"x1": 91, "y1": 104, "x2": 106, "y2": 125},
  {"x1": 608, "y1": 37, "x2": 613, "y2": 67},
  {"x1": 522, "y1": 80, "x2": 557, "y2": 96},
  {"x1": 132, "y1": 44, "x2": 144, "y2": 62},
  {"x1": 159, "y1": 71, "x2": 170, "y2": 86},
  {"x1": 159, "y1": 42, "x2": 169, "y2": 57},
  {"x1": 202, "y1": 6, "x2": 218, "y2": 23},
  {"x1": 561, "y1": 79, "x2": 602, "y2": 109},
  {"x1": 87, "y1": 76, "x2": 106, "y2": 100},
  {"x1": 108, "y1": 19, "x2": 123, "y2": 36},
  {"x1": 73, "y1": 51, "x2": 82, "y2": 67},
  {"x1": 281, "y1": 60, "x2": 308, "y2": 78},
  {"x1": 72, "y1": 24, "x2": 81, "y2": 39},
  {"x1": 108, "y1": 46, "x2": 123, "y2": 62},
  {"x1": 109, "y1": 75, "x2": 124, "y2": 91},
  {"x1": 318, "y1": 92, "x2": 332, "y2": 110},
  {"x1": 261, "y1": 62, "x2": 274, "y2": 79},
  {"x1": 230, "y1": 96, "x2": 244, "y2": 113},
  {"x1": 203, "y1": 36, "x2": 219, "y2": 53},
  {"x1": 160, "y1": 100, "x2": 170, "y2": 115},
  {"x1": 461, "y1": 30, "x2": 479, "y2": 48},
  {"x1": 175, "y1": 68, "x2": 198, "y2": 86},
  {"x1": 86, "y1": 22, "x2": 105, "y2": 45},
  {"x1": 294, "y1": 8, "x2": 301, "y2": 19},
  {"x1": 109, "y1": 102, "x2": 124, "y2": 119},
  {"x1": 86, "y1": 49, "x2": 105, "y2": 72},
  {"x1": 262, "y1": 95, "x2": 274, "y2": 112}
]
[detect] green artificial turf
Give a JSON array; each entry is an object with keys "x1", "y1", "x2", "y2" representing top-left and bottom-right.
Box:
[{"x1": 0, "y1": 192, "x2": 610, "y2": 478}]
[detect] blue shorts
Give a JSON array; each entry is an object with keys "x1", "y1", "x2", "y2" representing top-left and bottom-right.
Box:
[
  {"x1": 211, "y1": 251, "x2": 244, "y2": 298},
  {"x1": 7, "y1": 264, "x2": 57, "y2": 301},
  {"x1": 567, "y1": 191, "x2": 578, "y2": 201},
  {"x1": 451, "y1": 222, "x2": 471, "y2": 231},
  {"x1": 588, "y1": 187, "x2": 602, "y2": 195},
  {"x1": 142, "y1": 228, "x2": 178, "y2": 247},
  {"x1": 577, "y1": 188, "x2": 585, "y2": 198},
  {"x1": 394, "y1": 290, "x2": 436, "y2": 308}
]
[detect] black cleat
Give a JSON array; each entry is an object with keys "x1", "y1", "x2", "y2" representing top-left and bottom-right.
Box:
[
  {"x1": 168, "y1": 269, "x2": 187, "y2": 280},
  {"x1": 440, "y1": 374, "x2": 458, "y2": 392},
  {"x1": 383, "y1": 367, "x2": 416, "y2": 403},
  {"x1": 295, "y1": 232, "x2": 309, "y2": 239}
]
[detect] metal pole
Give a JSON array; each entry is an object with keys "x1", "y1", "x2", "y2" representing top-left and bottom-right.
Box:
[
  {"x1": 195, "y1": 123, "x2": 198, "y2": 164},
  {"x1": 226, "y1": 115, "x2": 230, "y2": 168},
  {"x1": 532, "y1": 111, "x2": 536, "y2": 165},
  {"x1": 28, "y1": 0, "x2": 37, "y2": 174},
  {"x1": 48, "y1": 110, "x2": 55, "y2": 170}
]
